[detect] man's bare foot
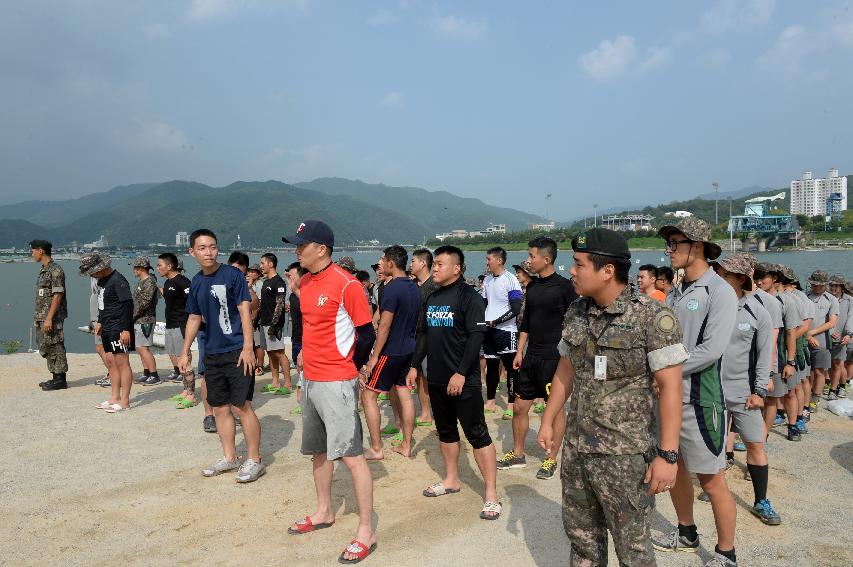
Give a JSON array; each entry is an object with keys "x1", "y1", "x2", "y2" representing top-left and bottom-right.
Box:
[
  {"x1": 364, "y1": 448, "x2": 384, "y2": 461},
  {"x1": 341, "y1": 529, "x2": 376, "y2": 562},
  {"x1": 484, "y1": 402, "x2": 497, "y2": 412},
  {"x1": 290, "y1": 512, "x2": 335, "y2": 532},
  {"x1": 392, "y1": 443, "x2": 412, "y2": 458}
]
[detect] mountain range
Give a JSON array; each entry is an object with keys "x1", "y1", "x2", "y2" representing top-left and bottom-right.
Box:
[{"x1": 0, "y1": 178, "x2": 543, "y2": 248}]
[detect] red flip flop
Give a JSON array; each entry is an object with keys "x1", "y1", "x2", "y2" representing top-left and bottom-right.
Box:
[
  {"x1": 287, "y1": 516, "x2": 334, "y2": 535},
  {"x1": 338, "y1": 540, "x2": 377, "y2": 564}
]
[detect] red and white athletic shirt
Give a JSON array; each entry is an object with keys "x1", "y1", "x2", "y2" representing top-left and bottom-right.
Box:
[{"x1": 300, "y1": 264, "x2": 373, "y2": 381}]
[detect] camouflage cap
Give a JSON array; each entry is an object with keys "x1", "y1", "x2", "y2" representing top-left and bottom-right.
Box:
[
  {"x1": 131, "y1": 256, "x2": 152, "y2": 270},
  {"x1": 807, "y1": 270, "x2": 828, "y2": 286},
  {"x1": 778, "y1": 264, "x2": 796, "y2": 283},
  {"x1": 248, "y1": 263, "x2": 262, "y2": 274},
  {"x1": 736, "y1": 252, "x2": 758, "y2": 270},
  {"x1": 79, "y1": 251, "x2": 111, "y2": 276},
  {"x1": 712, "y1": 254, "x2": 753, "y2": 290},
  {"x1": 336, "y1": 256, "x2": 357, "y2": 272},
  {"x1": 846, "y1": 279, "x2": 853, "y2": 294},
  {"x1": 513, "y1": 259, "x2": 537, "y2": 277},
  {"x1": 658, "y1": 217, "x2": 722, "y2": 260},
  {"x1": 828, "y1": 273, "x2": 846, "y2": 286},
  {"x1": 753, "y1": 262, "x2": 775, "y2": 277}
]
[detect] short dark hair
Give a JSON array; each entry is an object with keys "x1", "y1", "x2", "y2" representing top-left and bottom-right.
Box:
[
  {"x1": 32, "y1": 242, "x2": 52, "y2": 255},
  {"x1": 434, "y1": 245, "x2": 465, "y2": 268},
  {"x1": 412, "y1": 248, "x2": 433, "y2": 270},
  {"x1": 228, "y1": 251, "x2": 249, "y2": 268},
  {"x1": 158, "y1": 253, "x2": 179, "y2": 271},
  {"x1": 355, "y1": 270, "x2": 371, "y2": 283},
  {"x1": 383, "y1": 245, "x2": 408, "y2": 271},
  {"x1": 656, "y1": 266, "x2": 674, "y2": 284},
  {"x1": 261, "y1": 252, "x2": 278, "y2": 269},
  {"x1": 589, "y1": 253, "x2": 631, "y2": 284},
  {"x1": 286, "y1": 261, "x2": 307, "y2": 276},
  {"x1": 528, "y1": 236, "x2": 557, "y2": 263},
  {"x1": 639, "y1": 264, "x2": 657, "y2": 275},
  {"x1": 486, "y1": 246, "x2": 507, "y2": 265},
  {"x1": 189, "y1": 228, "x2": 217, "y2": 247}
]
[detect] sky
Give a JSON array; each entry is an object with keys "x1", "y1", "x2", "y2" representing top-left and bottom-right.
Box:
[{"x1": 2, "y1": 0, "x2": 852, "y2": 220}]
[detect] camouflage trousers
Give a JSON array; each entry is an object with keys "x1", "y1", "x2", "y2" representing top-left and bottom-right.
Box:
[
  {"x1": 35, "y1": 320, "x2": 68, "y2": 374},
  {"x1": 561, "y1": 443, "x2": 655, "y2": 567}
]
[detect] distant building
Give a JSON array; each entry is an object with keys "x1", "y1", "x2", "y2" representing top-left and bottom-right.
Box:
[
  {"x1": 663, "y1": 211, "x2": 693, "y2": 218},
  {"x1": 601, "y1": 214, "x2": 653, "y2": 232},
  {"x1": 528, "y1": 221, "x2": 556, "y2": 232},
  {"x1": 176, "y1": 231, "x2": 189, "y2": 247},
  {"x1": 84, "y1": 235, "x2": 108, "y2": 249},
  {"x1": 482, "y1": 223, "x2": 506, "y2": 234},
  {"x1": 790, "y1": 169, "x2": 848, "y2": 216},
  {"x1": 434, "y1": 223, "x2": 507, "y2": 241}
]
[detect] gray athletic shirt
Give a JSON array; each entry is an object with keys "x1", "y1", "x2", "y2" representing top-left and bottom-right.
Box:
[
  {"x1": 721, "y1": 294, "x2": 773, "y2": 403},
  {"x1": 667, "y1": 267, "x2": 737, "y2": 405},
  {"x1": 835, "y1": 294, "x2": 853, "y2": 338},
  {"x1": 807, "y1": 291, "x2": 839, "y2": 349},
  {"x1": 752, "y1": 288, "x2": 782, "y2": 371}
]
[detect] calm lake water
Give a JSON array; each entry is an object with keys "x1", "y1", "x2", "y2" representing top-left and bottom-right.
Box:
[{"x1": 2, "y1": 249, "x2": 851, "y2": 353}]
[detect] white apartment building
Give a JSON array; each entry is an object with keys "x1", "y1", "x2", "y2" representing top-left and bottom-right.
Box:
[
  {"x1": 176, "y1": 231, "x2": 189, "y2": 247},
  {"x1": 790, "y1": 169, "x2": 848, "y2": 216}
]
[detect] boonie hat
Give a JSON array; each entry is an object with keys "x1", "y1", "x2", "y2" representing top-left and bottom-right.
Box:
[
  {"x1": 336, "y1": 256, "x2": 357, "y2": 272},
  {"x1": 79, "y1": 251, "x2": 111, "y2": 276},
  {"x1": 807, "y1": 270, "x2": 829, "y2": 286},
  {"x1": 282, "y1": 219, "x2": 334, "y2": 248},
  {"x1": 248, "y1": 264, "x2": 262, "y2": 274},
  {"x1": 712, "y1": 254, "x2": 753, "y2": 291},
  {"x1": 658, "y1": 217, "x2": 722, "y2": 260},
  {"x1": 513, "y1": 260, "x2": 536, "y2": 277},
  {"x1": 828, "y1": 274, "x2": 846, "y2": 286},
  {"x1": 571, "y1": 227, "x2": 631, "y2": 260},
  {"x1": 778, "y1": 265, "x2": 796, "y2": 283},
  {"x1": 131, "y1": 256, "x2": 152, "y2": 270}
]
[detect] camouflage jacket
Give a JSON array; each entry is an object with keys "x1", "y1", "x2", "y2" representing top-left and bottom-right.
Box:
[
  {"x1": 559, "y1": 285, "x2": 688, "y2": 455},
  {"x1": 34, "y1": 260, "x2": 68, "y2": 322},
  {"x1": 133, "y1": 276, "x2": 159, "y2": 324}
]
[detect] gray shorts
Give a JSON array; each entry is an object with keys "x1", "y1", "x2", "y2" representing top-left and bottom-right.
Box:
[
  {"x1": 797, "y1": 365, "x2": 810, "y2": 383},
  {"x1": 301, "y1": 377, "x2": 363, "y2": 459},
  {"x1": 680, "y1": 403, "x2": 727, "y2": 475},
  {"x1": 258, "y1": 326, "x2": 286, "y2": 352},
  {"x1": 784, "y1": 368, "x2": 800, "y2": 390},
  {"x1": 164, "y1": 327, "x2": 184, "y2": 356},
  {"x1": 726, "y1": 400, "x2": 765, "y2": 443},
  {"x1": 768, "y1": 371, "x2": 788, "y2": 398},
  {"x1": 134, "y1": 324, "x2": 154, "y2": 348},
  {"x1": 830, "y1": 344, "x2": 847, "y2": 361},
  {"x1": 810, "y1": 348, "x2": 831, "y2": 370}
]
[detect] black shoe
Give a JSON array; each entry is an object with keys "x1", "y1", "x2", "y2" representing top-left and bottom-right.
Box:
[
  {"x1": 134, "y1": 373, "x2": 149, "y2": 384},
  {"x1": 38, "y1": 378, "x2": 52, "y2": 387},
  {"x1": 142, "y1": 375, "x2": 162, "y2": 386},
  {"x1": 787, "y1": 428, "x2": 801, "y2": 442},
  {"x1": 41, "y1": 374, "x2": 68, "y2": 391},
  {"x1": 203, "y1": 415, "x2": 217, "y2": 433}
]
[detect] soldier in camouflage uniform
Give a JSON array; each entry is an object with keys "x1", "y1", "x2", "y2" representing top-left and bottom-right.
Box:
[
  {"x1": 31, "y1": 240, "x2": 69, "y2": 391},
  {"x1": 538, "y1": 228, "x2": 688, "y2": 567},
  {"x1": 131, "y1": 256, "x2": 161, "y2": 385}
]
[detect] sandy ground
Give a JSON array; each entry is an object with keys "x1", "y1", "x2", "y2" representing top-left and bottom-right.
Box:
[{"x1": 1, "y1": 352, "x2": 851, "y2": 567}]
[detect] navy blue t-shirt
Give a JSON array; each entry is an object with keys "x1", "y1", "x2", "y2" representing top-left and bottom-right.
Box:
[
  {"x1": 186, "y1": 264, "x2": 252, "y2": 355},
  {"x1": 379, "y1": 276, "x2": 421, "y2": 355}
]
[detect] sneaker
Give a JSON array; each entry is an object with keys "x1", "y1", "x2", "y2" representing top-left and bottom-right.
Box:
[
  {"x1": 134, "y1": 374, "x2": 149, "y2": 384},
  {"x1": 773, "y1": 414, "x2": 784, "y2": 427},
  {"x1": 795, "y1": 418, "x2": 808, "y2": 434},
  {"x1": 533, "y1": 402, "x2": 545, "y2": 414},
  {"x1": 496, "y1": 451, "x2": 527, "y2": 470},
  {"x1": 203, "y1": 415, "x2": 217, "y2": 433},
  {"x1": 839, "y1": 385, "x2": 848, "y2": 398},
  {"x1": 95, "y1": 374, "x2": 111, "y2": 387},
  {"x1": 751, "y1": 498, "x2": 781, "y2": 525},
  {"x1": 704, "y1": 552, "x2": 737, "y2": 567},
  {"x1": 802, "y1": 409, "x2": 810, "y2": 423},
  {"x1": 202, "y1": 457, "x2": 240, "y2": 477},
  {"x1": 142, "y1": 375, "x2": 161, "y2": 386},
  {"x1": 697, "y1": 491, "x2": 711, "y2": 502},
  {"x1": 651, "y1": 529, "x2": 699, "y2": 553},
  {"x1": 235, "y1": 459, "x2": 266, "y2": 483},
  {"x1": 743, "y1": 468, "x2": 751, "y2": 481},
  {"x1": 808, "y1": 401, "x2": 818, "y2": 413},
  {"x1": 786, "y1": 427, "x2": 801, "y2": 442},
  {"x1": 827, "y1": 391, "x2": 838, "y2": 401},
  {"x1": 536, "y1": 458, "x2": 557, "y2": 480},
  {"x1": 234, "y1": 414, "x2": 242, "y2": 427},
  {"x1": 823, "y1": 383, "x2": 830, "y2": 396},
  {"x1": 501, "y1": 409, "x2": 514, "y2": 420},
  {"x1": 733, "y1": 439, "x2": 746, "y2": 452},
  {"x1": 165, "y1": 371, "x2": 182, "y2": 383},
  {"x1": 725, "y1": 457, "x2": 735, "y2": 470}
]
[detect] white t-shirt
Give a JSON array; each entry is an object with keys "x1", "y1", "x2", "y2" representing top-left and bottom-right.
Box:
[{"x1": 483, "y1": 270, "x2": 523, "y2": 332}]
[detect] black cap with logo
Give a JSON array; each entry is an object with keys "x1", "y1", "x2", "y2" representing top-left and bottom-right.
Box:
[
  {"x1": 571, "y1": 228, "x2": 631, "y2": 260},
  {"x1": 282, "y1": 220, "x2": 335, "y2": 248}
]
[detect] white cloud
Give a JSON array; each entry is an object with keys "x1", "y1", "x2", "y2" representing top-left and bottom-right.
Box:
[
  {"x1": 143, "y1": 23, "x2": 170, "y2": 38},
  {"x1": 432, "y1": 15, "x2": 488, "y2": 40},
  {"x1": 756, "y1": 25, "x2": 813, "y2": 76},
  {"x1": 381, "y1": 91, "x2": 403, "y2": 107},
  {"x1": 368, "y1": 10, "x2": 397, "y2": 27},
  {"x1": 122, "y1": 120, "x2": 192, "y2": 152},
  {"x1": 701, "y1": 0, "x2": 775, "y2": 34},
  {"x1": 577, "y1": 36, "x2": 670, "y2": 80}
]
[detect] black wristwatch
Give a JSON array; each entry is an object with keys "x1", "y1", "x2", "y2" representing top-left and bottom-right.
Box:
[
  {"x1": 753, "y1": 386, "x2": 768, "y2": 399},
  {"x1": 786, "y1": 360, "x2": 796, "y2": 367},
  {"x1": 656, "y1": 446, "x2": 679, "y2": 464}
]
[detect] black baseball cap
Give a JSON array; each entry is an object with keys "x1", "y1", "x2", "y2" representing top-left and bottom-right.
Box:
[
  {"x1": 282, "y1": 220, "x2": 334, "y2": 248},
  {"x1": 571, "y1": 228, "x2": 631, "y2": 260}
]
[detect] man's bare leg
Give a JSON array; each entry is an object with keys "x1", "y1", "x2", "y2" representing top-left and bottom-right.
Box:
[
  {"x1": 697, "y1": 471, "x2": 736, "y2": 552},
  {"x1": 438, "y1": 441, "x2": 462, "y2": 491},
  {"x1": 392, "y1": 386, "x2": 415, "y2": 457},
  {"x1": 137, "y1": 345, "x2": 157, "y2": 374},
  {"x1": 292, "y1": 453, "x2": 335, "y2": 529},
  {"x1": 212, "y1": 404, "x2": 237, "y2": 461},
  {"x1": 340, "y1": 455, "x2": 376, "y2": 561},
  {"x1": 472, "y1": 443, "x2": 498, "y2": 505},
  {"x1": 360, "y1": 388, "x2": 384, "y2": 460},
  {"x1": 416, "y1": 372, "x2": 432, "y2": 423},
  {"x1": 112, "y1": 353, "x2": 133, "y2": 408},
  {"x1": 268, "y1": 350, "x2": 281, "y2": 388},
  {"x1": 96, "y1": 343, "x2": 110, "y2": 371},
  {"x1": 233, "y1": 401, "x2": 261, "y2": 461},
  {"x1": 280, "y1": 352, "x2": 292, "y2": 389},
  {"x1": 511, "y1": 398, "x2": 534, "y2": 456}
]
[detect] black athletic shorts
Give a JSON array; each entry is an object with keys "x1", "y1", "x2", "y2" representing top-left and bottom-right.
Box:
[
  {"x1": 482, "y1": 327, "x2": 518, "y2": 357},
  {"x1": 428, "y1": 381, "x2": 492, "y2": 449},
  {"x1": 517, "y1": 356, "x2": 559, "y2": 401},
  {"x1": 363, "y1": 353, "x2": 412, "y2": 393},
  {"x1": 204, "y1": 349, "x2": 255, "y2": 407},
  {"x1": 102, "y1": 331, "x2": 135, "y2": 354}
]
